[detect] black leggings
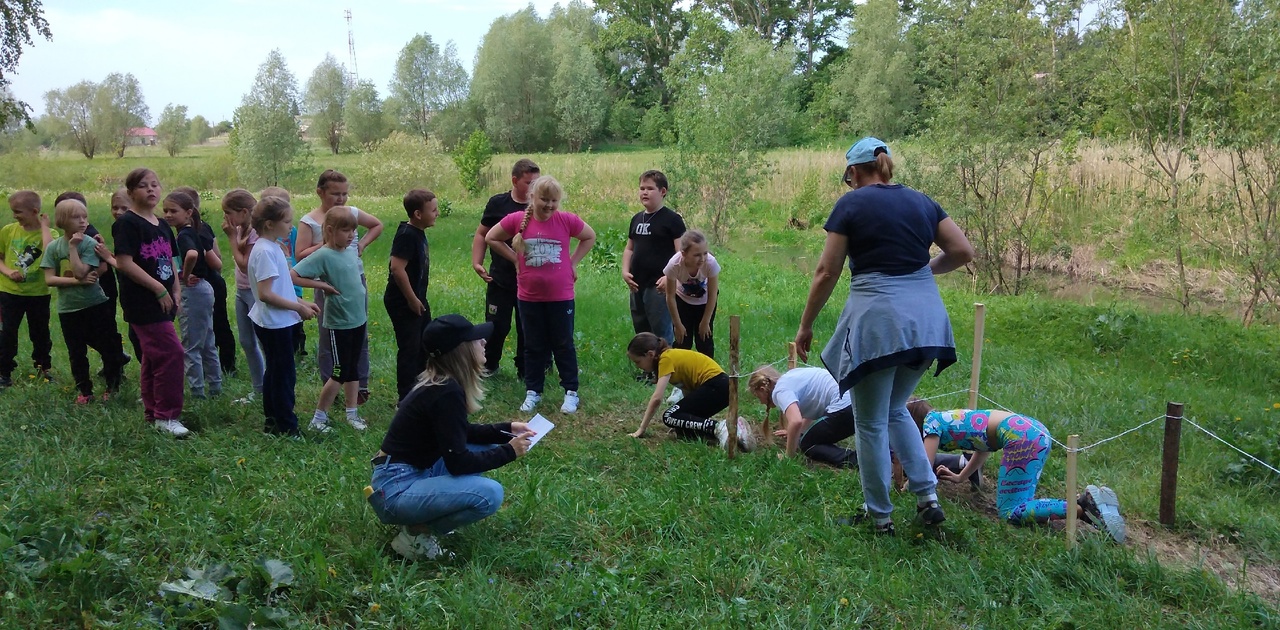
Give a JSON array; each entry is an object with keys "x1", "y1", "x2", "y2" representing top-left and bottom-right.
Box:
[
  {"x1": 799, "y1": 406, "x2": 857, "y2": 468},
  {"x1": 662, "y1": 373, "x2": 729, "y2": 437}
]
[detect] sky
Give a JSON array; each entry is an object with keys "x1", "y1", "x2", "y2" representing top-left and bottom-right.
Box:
[{"x1": 9, "y1": 0, "x2": 573, "y2": 123}]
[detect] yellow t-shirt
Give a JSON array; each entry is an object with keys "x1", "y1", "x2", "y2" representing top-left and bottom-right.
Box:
[
  {"x1": 0, "y1": 222, "x2": 58, "y2": 296},
  {"x1": 657, "y1": 349, "x2": 724, "y2": 390}
]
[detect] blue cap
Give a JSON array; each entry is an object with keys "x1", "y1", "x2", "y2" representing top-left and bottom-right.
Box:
[{"x1": 845, "y1": 137, "x2": 890, "y2": 167}]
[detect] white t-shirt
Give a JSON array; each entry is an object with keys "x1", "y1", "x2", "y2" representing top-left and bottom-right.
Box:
[
  {"x1": 301, "y1": 206, "x2": 363, "y2": 271},
  {"x1": 664, "y1": 251, "x2": 720, "y2": 305},
  {"x1": 771, "y1": 367, "x2": 851, "y2": 420},
  {"x1": 247, "y1": 238, "x2": 302, "y2": 329}
]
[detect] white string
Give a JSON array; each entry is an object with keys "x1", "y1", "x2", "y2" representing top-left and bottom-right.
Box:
[
  {"x1": 1185, "y1": 417, "x2": 1280, "y2": 477},
  {"x1": 978, "y1": 392, "x2": 1163, "y2": 454},
  {"x1": 726, "y1": 356, "x2": 791, "y2": 380},
  {"x1": 914, "y1": 388, "x2": 971, "y2": 403}
]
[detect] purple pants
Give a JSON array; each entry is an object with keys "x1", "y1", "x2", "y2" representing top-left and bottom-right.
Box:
[{"x1": 131, "y1": 320, "x2": 185, "y2": 422}]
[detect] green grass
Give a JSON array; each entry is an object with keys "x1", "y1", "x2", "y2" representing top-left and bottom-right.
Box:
[{"x1": 1, "y1": 172, "x2": 1279, "y2": 626}]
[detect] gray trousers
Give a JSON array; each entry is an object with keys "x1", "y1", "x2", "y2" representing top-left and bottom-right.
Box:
[
  {"x1": 235, "y1": 287, "x2": 264, "y2": 393},
  {"x1": 851, "y1": 363, "x2": 937, "y2": 520},
  {"x1": 179, "y1": 279, "x2": 222, "y2": 396},
  {"x1": 314, "y1": 275, "x2": 370, "y2": 388}
]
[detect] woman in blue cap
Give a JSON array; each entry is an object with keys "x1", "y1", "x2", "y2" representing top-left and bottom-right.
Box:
[
  {"x1": 794, "y1": 138, "x2": 975, "y2": 535},
  {"x1": 367, "y1": 314, "x2": 537, "y2": 560}
]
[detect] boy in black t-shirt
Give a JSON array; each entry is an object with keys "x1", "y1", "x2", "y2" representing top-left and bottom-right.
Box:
[
  {"x1": 622, "y1": 170, "x2": 685, "y2": 346},
  {"x1": 469, "y1": 158, "x2": 539, "y2": 378},
  {"x1": 385, "y1": 189, "x2": 439, "y2": 401}
]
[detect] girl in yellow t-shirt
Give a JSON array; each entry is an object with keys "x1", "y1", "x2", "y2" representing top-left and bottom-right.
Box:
[{"x1": 626, "y1": 332, "x2": 755, "y2": 452}]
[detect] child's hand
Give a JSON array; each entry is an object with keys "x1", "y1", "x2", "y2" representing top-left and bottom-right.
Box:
[
  {"x1": 772, "y1": 429, "x2": 787, "y2": 438},
  {"x1": 472, "y1": 262, "x2": 492, "y2": 283},
  {"x1": 157, "y1": 291, "x2": 175, "y2": 314},
  {"x1": 622, "y1": 270, "x2": 638, "y2": 291},
  {"x1": 654, "y1": 276, "x2": 667, "y2": 293},
  {"x1": 221, "y1": 218, "x2": 237, "y2": 237},
  {"x1": 80, "y1": 271, "x2": 99, "y2": 285},
  {"x1": 935, "y1": 465, "x2": 962, "y2": 483},
  {"x1": 185, "y1": 273, "x2": 201, "y2": 287},
  {"x1": 699, "y1": 321, "x2": 712, "y2": 339},
  {"x1": 410, "y1": 298, "x2": 425, "y2": 316},
  {"x1": 297, "y1": 300, "x2": 320, "y2": 320},
  {"x1": 319, "y1": 282, "x2": 340, "y2": 296},
  {"x1": 673, "y1": 323, "x2": 687, "y2": 344},
  {"x1": 93, "y1": 233, "x2": 105, "y2": 244},
  {"x1": 69, "y1": 232, "x2": 85, "y2": 246},
  {"x1": 38, "y1": 213, "x2": 49, "y2": 229},
  {"x1": 7, "y1": 269, "x2": 24, "y2": 282}
]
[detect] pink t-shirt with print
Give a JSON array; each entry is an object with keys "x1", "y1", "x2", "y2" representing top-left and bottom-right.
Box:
[
  {"x1": 664, "y1": 251, "x2": 721, "y2": 305},
  {"x1": 498, "y1": 210, "x2": 586, "y2": 302},
  {"x1": 233, "y1": 227, "x2": 260, "y2": 290}
]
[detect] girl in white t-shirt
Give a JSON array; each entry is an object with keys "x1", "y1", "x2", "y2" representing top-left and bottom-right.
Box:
[
  {"x1": 248, "y1": 196, "x2": 319, "y2": 437},
  {"x1": 664, "y1": 230, "x2": 719, "y2": 358}
]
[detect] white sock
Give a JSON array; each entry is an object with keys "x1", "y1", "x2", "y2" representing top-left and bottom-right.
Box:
[
  {"x1": 313, "y1": 410, "x2": 329, "y2": 422},
  {"x1": 958, "y1": 454, "x2": 969, "y2": 469},
  {"x1": 919, "y1": 493, "x2": 938, "y2": 505},
  {"x1": 346, "y1": 407, "x2": 359, "y2": 420}
]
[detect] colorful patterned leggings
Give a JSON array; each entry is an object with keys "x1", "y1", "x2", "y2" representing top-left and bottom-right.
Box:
[{"x1": 996, "y1": 415, "x2": 1067, "y2": 525}]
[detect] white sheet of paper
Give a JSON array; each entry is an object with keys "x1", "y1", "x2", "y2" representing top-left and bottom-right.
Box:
[{"x1": 525, "y1": 413, "x2": 555, "y2": 449}]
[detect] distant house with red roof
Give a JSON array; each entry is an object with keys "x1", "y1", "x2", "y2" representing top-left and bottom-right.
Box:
[{"x1": 127, "y1": 127, "x2": 157, "y2": 146}]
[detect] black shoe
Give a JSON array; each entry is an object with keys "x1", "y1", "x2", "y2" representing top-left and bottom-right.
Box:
[
  {"x1": 0, "y1": 374, "x2": 11, "y2": 388},
  {"x1": 36, "y1": 369, "x2": 53, "y2": 383},
  {"x1": 917, "y1": 500, "x2": 946, "y2": 526},
  {"x1": 874, "y1": 521, "x2": 896, "y2": 536}
]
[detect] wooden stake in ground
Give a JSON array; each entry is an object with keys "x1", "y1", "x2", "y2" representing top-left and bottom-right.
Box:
[
  {"x1": 968, "y1": 303, "x2": 986, "y2": 410},
  {"x1": 727, "y1": 315, "x2": 741, "y2": 459},
  {"x1": 1160, "y1": 402, "x2": 1185, "y2": 527},
  {"x1": 1065, "y1": 434, "x2": 1079, "y2": 549}
]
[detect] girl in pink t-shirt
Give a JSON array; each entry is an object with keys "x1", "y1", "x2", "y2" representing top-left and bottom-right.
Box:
[
  {"x1": 486, "y1": 176, "x2": 596, "y2": 415},
  {"x1": 664, "y1": 229, "x2": 720, "y2": 359},
  {"x1": 220, "y1": 189, "x2": 264, "y2": 401}
]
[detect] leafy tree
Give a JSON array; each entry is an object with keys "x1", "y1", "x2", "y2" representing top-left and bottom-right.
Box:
[
  {"x1": 96, "y1": 72, "x2": 149, "y2": 158},
  {"x1": 343, "y1": 79, "x2": 386, "y2": 150},
  {"x1": 607, "y1": 97, "x2": 643, "y2": 141},
  {"x1": 189, "y1": 114, "x2": 213, "y2": 144},
  {"x1": 553, "y1": 35, "x2": 608, "y2": 151},
  {"x1": 667, "y1": 31, "x2": 795, "y2": 239},
  {"x1": 638, "y1": 105, "x2": 671, "y2": 144},
  {"x1": 597, "y1": 0, "x2": 688, "y2": 108},
  {"x1": 214, "y1": 120, "x2": 232, "y2": 135},
  {"x1": 825, "y1": 0, "x2": 917, "y2": 139},
  {"x1": 452, "y1": 129, "x2": 494, "y2": 195},
  {"x1": 155, "y1": 103, "x2": 190, "y2": 157},
  {"x1": 231, "y1": 49, "x2": 311, "y2": 188},
  {"x1": 390, "y1": 34, "x2": 468, "y2": 141},
  {"x1": 428, "y1": 99, "x2": 482, "y2": 151},
  {"x1": 303, "y1": 54, "x2": 349, "y2": 154},
  {"x1": 43, "y1": 81, "x2": 99, "y2": 158},
  {"x1": 0, "y1": 0, "x2": 51, "y2": 129},
  {"x1": 471, "y1": 9, "x2": 555, "y2": 151}
]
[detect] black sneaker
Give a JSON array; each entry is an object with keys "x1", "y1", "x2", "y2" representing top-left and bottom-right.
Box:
[
  {"x1": 917, "y1": 500, "x2": 946, "y2": 526},
  {"x1": 874, "y1": 521, "x2": 896, "y2": 536}
]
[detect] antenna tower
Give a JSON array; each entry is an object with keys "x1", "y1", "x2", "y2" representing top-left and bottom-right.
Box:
[{"x1": 345, "y1": 9, "x2": 359, "y2": 84}]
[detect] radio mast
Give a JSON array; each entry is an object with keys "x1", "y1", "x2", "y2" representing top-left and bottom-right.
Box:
[{"x1": 345, "y1": 9, "x2": 359, "y2": 84}]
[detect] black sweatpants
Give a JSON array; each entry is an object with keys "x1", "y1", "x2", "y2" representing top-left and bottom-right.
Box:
[
  {"x1": 799, "y1": 406, "x2": 857, "y2": 468},
  {"x1": 484, "y1": 282, "x2": 524, "y2": 377},
  {"x1": 386, "y1": 301, "x2": 429, "y2": 402},
  {"x1": 208, "y1": 273, "x2": 237, "y2": 372},
  {"x1": 662, "y1": 373, "x2": 730, "y2": 437},
  {"x1": 673, "y1": 296, "x2": 716, "y2": 359},
  {"x1": 0, "y1": 292, "x2": 51, "y2": 377},
  {"x1": 59, "y1": 300, "x2": 125, "y2": 396}
]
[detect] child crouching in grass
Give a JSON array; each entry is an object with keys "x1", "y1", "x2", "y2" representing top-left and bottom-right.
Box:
[
  {"x1": 292, "y1": 206, "x2": 368, "y2": 433},
  {"x1": 41, "y1": 199, "x2": 125, "y2": 403},
  {"x1": 626, "y1": 332, "x2": 755, "y2": 452}
]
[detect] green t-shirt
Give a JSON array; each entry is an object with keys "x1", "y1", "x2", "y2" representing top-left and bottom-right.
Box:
[
  {"x1": 291, "y1": 245, "x2": 366, "y2": 329},
  {"x1": 0, "y1": 222, "x2": 59, "y2": 296},
  {"x1": 41, "y1": 235, "x2": 108, "y2": 313}
]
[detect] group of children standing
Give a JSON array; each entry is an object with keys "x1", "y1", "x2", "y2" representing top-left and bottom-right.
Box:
[{"x1": 0, "y1": 168, "x2": 436, "y2": 441}]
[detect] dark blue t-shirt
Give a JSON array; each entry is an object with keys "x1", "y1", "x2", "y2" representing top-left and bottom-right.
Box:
[{"x1": 823, "y1": 184, "x2": 948, "y2": 276}]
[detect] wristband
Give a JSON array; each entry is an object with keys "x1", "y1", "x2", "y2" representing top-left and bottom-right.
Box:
[{"x1": 155, "y1": 289, "x2": 168, "y2": 299}]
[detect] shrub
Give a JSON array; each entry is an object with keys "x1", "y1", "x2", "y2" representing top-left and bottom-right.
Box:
[
  {"x1": 354, "y1": 131, "x2": 450, "y2": 197},
  {"x1": 453, "y1": 129, "x2": 493, "y2": 196}
]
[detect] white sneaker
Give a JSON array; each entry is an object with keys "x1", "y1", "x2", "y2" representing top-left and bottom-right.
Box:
[
  {"x1": 390, "y1": 528, "x2": 453, "y2": 560},
  {"x1": 309, "y1": 418, "x2": 332, "y2": 433},
  {"x1": 233, "y1": 392, "x2": 256, "y2": 405},
  {"x1": 714, "y1": 419, "x2": 730, "y2": 450},
  {"x1": 736, "y1": 416, "x2": 757, "y2": 452},
  {"x1": 560, "y1": 391, "x2": 579, "y2": 414},
  {"x1": 666, "y1": 387, "x2": 684, "y2": 404},
  {"x1": 154, "y1": 419, "x2": 191, "y2": 438},
  {"x1": 520, "y1": 390, "x2": 541, "y2": 412},
  {"x1": 345, "y1": 415, "x2": 368, "y2": 431}
]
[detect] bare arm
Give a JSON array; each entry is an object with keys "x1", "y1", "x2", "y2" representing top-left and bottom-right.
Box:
[
  {"x1": 782, "y1": 403, "x2": 804, "y2": 457},
  {"x1": 294, "y1": 218, "x2": 321, "y2": 261},
  {"x1": 66, "y1": 236, "x2": 91, "y2": 278},
  {"x1": 116, "y1": 253, "x2": 175, "y2": 314},
  {"x1": 938, "y1": 449, "x2": 990, "y2": 483},
  {"x1": 570, "y1": 223, "x2": 596, "y2": 266},
  {"x1": 182, "y1": 250, "x2": 199, "y2": 280},
  {"x1": 205, "y1": 247, "x2": 223, "y2": 273},
  {"x1": 471, "y1": 224, "x2": 493, "y2": 282},
  {"x1": 930, "y1": 218, "x2": 975, "y2": 275},
  {"x1": 666, "y1": 274, "x2": 684, "y2": 344},
  {"x1": 485, "y1": 224, "x2": 520, "y2": 265},
  {"x1": 700, "y1": 274, "x2": 718, "y2": 340},
  {"x1": 621, "y1": 238, "x2": 638, "y2": 290},
  {"x1": 257, "y1": 277, "x2": 318, "y2": 319},
  {"x1": 289, "y1": 269, "x2": 338, "y2": 295},
  {"x1": 631, "y1": 373, "x2": 673, "y2": 438},
  {"x1": 43, "y1": 267, "x2": 89, "y2": 288},
  {"x1": 388, "y1": 255, "x2": 424, "y2": 316},
  {"x1": 795, "y1": 231, "x2": 848, "y2": 361},
  {"x1": 355, "y1": 210, "x2": 384, "y2": 255}
]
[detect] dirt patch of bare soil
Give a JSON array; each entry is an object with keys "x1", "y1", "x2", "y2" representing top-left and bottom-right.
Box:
[{"x1": 1127, "y1": 520, "x2": 1280, "y2": 604}]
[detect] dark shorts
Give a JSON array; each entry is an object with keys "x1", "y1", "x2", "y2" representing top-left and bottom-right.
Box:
[{"x1": 328, "y1": 324, "x2": 366, "y2": 383}]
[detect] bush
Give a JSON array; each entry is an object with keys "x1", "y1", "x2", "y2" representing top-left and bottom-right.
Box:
[
  {"x1": 638, "y1": 106, "x2": 672, "y2": 145},
  {"x1": 452, "y1": 130, "x2": 493, "y2": 196},
  {"x1": 353, "y1": 131, "x2": 451, "y2": 197},
  {"x1": 607, "y1": 98, "x2": 643, "y2": 141}
]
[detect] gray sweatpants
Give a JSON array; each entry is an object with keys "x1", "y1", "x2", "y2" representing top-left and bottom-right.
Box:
[
  {"x1": 179, "y1": 279, "x2": 222, "y2": 396},
  {"x1": 235, "y1": 287, "x2": 264, "y2": 393}
]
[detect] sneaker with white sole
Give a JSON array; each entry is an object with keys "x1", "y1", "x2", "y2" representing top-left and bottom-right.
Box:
[
  {"x1": 714, "y1": 419, "x2": 730, "y2": 450},
  {"x1": 309, "y1": 418, "x2": 332, "y2": 433},
  {"x1": 390, "y1": 528, "x2": 453, "y2": 560},
  {"x1": 520, "y1": 390, "x2": 541, "y2": 412},
  {"x1": 154, "y1": 419, "x2": 191, "y2": 438},
  {"x1": 345, "y1": 415, "x2": 368, "y2": 431},
  {"x1": 735, "y1": 416, "x2": 757, "y2": 452},
  {"x1": 1079, "y1": 484, "x2": 1126, "y2": 543},
  {"x1": 560, "y1": 390, "x2": 579, "y2": 414},
  {"x1": 233, "y1": 392, "x2": 257, "y2": 405},
  {"x1": 666, "y1": 387, "x2": 684, "y2": 404}
]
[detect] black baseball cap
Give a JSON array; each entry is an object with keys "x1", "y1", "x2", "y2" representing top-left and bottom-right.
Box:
[{"x1": 422, "y1": 314, "x2": 493, "y2": 359}]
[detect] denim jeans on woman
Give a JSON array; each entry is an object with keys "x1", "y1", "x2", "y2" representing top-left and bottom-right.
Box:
[
  {"x1": 367, "y1": 444, "x2": 506, "y2": 535},
  {"x1": 851, "y1": 363, "x2": 937, "y2": 520}
]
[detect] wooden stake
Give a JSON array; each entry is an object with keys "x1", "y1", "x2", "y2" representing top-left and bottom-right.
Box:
[
  {"x1": 1159, "y1": 402, "x2": 1185, "y2": 527},
  {"x1": 787, "y1": 342, "x2": 798, "y2": 370},
  {"x1": 1064, "y1": 434, "x2": 1079, "y2": 549},
  {"x1": 968, "y1": 303, "x2": 986, "y2": 410},
  {"x1": 727, "y1": 316, "x2": 741, "y2": 459}
]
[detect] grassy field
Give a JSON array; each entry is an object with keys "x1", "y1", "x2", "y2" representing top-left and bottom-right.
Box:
[{"x1": 1, "y1": 149, "x2": 1279, "y2": 627}]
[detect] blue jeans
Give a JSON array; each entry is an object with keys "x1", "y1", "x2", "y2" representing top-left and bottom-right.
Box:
[
  {"x1": 851, "y1": 363, "x2": 936, "y2": 520},
  {"x1": 630, "y1": 285, "x2": 674, "y2": 344},
  {"x1": 518, "y1": 299, "x2": 579, "y2": 393},
  {"x1": 367, "y1": 445, "x2": 505, "y2": 535}
]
